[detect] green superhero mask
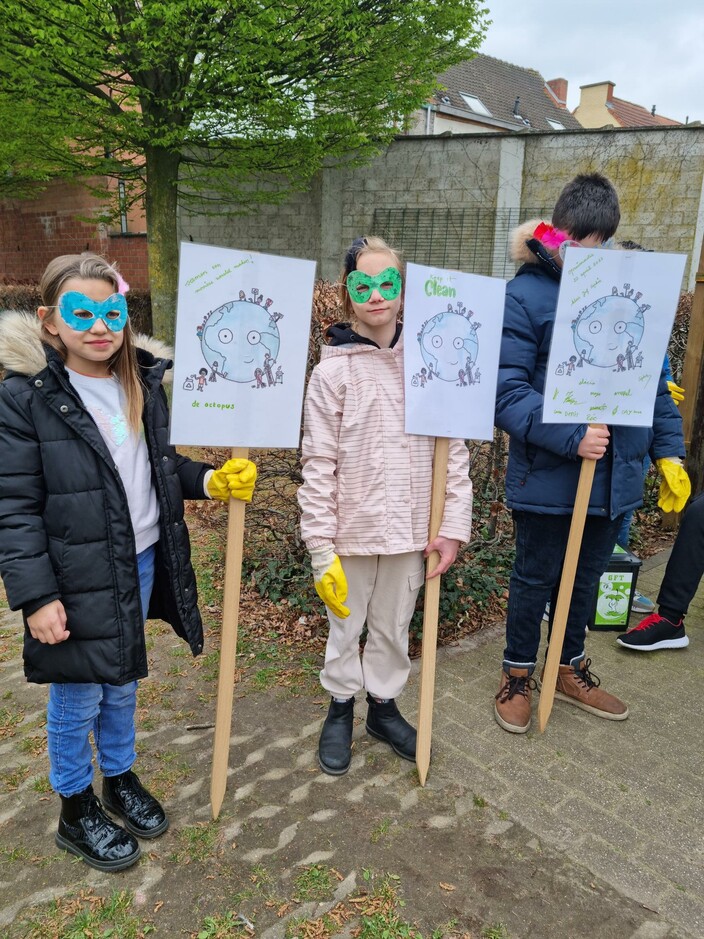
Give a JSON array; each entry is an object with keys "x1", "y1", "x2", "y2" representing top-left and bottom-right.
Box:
[{"x1": 345, "y1": 267, "x2": 402, "y2": 303}]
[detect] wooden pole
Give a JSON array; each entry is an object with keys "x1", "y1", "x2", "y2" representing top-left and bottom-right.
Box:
[
  {"x1": 680, "y1": 238, "x2": 704, "y2": 496},
  {"x1": 679, "y1": 237, "x2": 704, "y2": 450},
  {"x1": 416, "y1": 436, "x2": 449, "y2": 787},
  {"x1": 536, "y1": 454, "x2": 597, "y2": 733},
  {"x1": 211, "y1": 446, "x2": 249, "y2": 819}
]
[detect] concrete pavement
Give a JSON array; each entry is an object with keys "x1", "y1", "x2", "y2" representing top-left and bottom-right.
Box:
[{"x1": 0, "y1": 546, "x2": 701, "y2": 938}]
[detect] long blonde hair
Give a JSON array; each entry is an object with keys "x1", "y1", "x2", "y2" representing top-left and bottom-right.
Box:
[
  {"x1": 339, "y1": 235, "x2": 405, "y2": 324},
  {"x1": 39, "y1": 254, "x2": 144, "y2": 433}
]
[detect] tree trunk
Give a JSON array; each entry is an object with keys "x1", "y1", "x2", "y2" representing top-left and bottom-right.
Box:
[{"x1": 144, "y1": 145, "x2": 181, "y2": 344}]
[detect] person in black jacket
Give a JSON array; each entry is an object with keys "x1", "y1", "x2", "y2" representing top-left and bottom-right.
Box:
[
  {"x1": 493, "y1": 174, "x2": 689, "y2": 735},
  {"x1": 0, "y1": 254, "x2": 257, "y2": 872}
]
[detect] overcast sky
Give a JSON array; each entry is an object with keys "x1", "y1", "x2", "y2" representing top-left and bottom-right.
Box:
[{"x1": 479, "y1": 0, "x2": 703, "y2": 125}]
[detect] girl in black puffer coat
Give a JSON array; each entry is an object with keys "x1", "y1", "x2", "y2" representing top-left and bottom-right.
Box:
[{"x1": 0, "y1": 254, "x2": 256, "y2": 872}]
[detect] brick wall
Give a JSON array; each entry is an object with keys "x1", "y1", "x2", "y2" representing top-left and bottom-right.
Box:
[{"x1": 0, "y1": 179, "x2": 149, "y2": 288}]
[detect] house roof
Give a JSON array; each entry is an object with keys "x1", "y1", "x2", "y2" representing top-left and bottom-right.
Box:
[
  {"x1": 434, "y1": 54, "x2": 582, "y2": 132},
  {"x1": 608, "y1": 97, "x2": 680, "y2": 128}
]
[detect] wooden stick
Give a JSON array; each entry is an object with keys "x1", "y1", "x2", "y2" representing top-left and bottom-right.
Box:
[
  {"x1": 211, "y1": 446, "x2": 249, "y2": 819},
  {"x1": 679, "y1": 236, "x2": 704, "y2": 451},
  {"x1": 537, "y1": 454, "x2": 597, "y2": 733},
  {"x1": 416, "y1": 436, "x2": 450, "y2": 787}
]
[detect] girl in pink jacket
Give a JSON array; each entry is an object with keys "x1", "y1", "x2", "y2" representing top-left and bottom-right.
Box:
[{"x1": 298, "y1": 236, "x2": 473, "y2": 776}]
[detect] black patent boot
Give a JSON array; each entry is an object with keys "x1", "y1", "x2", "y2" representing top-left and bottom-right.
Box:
[
  {"x1": 102, "y1": 770, "x2": 169, "y2": 839},
  {"x1": 55, "y1": 785, "x2": 141, "y2": 871},
  {"x1": 366, "y1": 694, "x2": 416, "y2": 762},
  {"x1": 318, "y1": 697, "x2": 355, "y2": 775}
]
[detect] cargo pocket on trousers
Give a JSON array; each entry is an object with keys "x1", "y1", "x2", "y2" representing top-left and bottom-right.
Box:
[{"x1": 399, "y1": 566, "x2": 426, "y2": 628}]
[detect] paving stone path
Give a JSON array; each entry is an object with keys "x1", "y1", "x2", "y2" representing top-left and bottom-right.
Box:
[{"x1": 1, "y1": 549, "x2": 702, "y2": 938}]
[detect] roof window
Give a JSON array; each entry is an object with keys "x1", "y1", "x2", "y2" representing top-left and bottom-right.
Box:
[{"x1": 460, "y1": 93, "x2": 492, "y2": 116}]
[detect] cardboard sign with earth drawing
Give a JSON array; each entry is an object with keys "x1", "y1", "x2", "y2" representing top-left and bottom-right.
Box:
[{"x1": 172, "y1": 242, "x2": 316, "y2": 816}]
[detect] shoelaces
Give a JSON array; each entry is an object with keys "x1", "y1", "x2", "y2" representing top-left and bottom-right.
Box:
[
  {"x1": 573, "y1": 658, "x2": 600, "y2": 689},
  {"x1": 496, "y1": 674, "x2": 537, "y2": 702}
]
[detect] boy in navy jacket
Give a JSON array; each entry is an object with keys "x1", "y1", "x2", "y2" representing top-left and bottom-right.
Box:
[{"x1": 494, "y1": 173, "x2": 688, "y2": 733}]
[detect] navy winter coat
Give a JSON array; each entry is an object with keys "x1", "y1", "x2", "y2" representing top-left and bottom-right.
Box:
[
  {"x1": 495, "y1": 221, "x2": 685, "y2": 519},
  {"x1": 0, "y1": 313, "x2": 210, "y2": 684}
]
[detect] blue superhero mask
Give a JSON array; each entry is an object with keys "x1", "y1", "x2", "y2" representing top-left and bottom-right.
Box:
[{"x1": 58, "y1": 291, "x2": 129, "y2": 332}]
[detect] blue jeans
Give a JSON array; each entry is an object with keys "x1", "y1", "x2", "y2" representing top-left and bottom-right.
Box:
[
  {"x1": 504, "y1": 511, "x2": 623, "y2": 672},
  {"x1": 616, "y1": 455, "x2": 651, "y2": 548},
  {"x1": 47, "y1": 545, "x2": 155, "y2": 797}
]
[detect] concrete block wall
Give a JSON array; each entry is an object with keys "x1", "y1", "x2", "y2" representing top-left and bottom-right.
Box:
[
  {"x1": 177, "y1": 177, "x2": 323, "y2": 265},
  {"x1": 178, "y1": 126, "x2": 703, "y2": 289},
  {"x1": 520, "y1": 127, "x2": 704, "y2": 286}
]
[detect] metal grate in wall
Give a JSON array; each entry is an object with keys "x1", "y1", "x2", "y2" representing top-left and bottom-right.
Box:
[{"x1": 371, "y1": 206, "x2": 551, "y2": 278}]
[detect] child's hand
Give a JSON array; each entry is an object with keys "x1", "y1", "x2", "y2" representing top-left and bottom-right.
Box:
[
  {"x1": 667, "y1": 381, "x2": 685, "y2": 405},
  {"x1": 424, "y1": 536, "x2": 460, "y2": 579},
  {"x1": 27, "y1": 600, "x2": 69, "y2": 644},
  {"x1": 577, "y1": 425, "x2": 610, "y2": 460},
  {"x1": 310, "y1": 545, "x2": 350, "y2": 618},
  {"x1": 207, "y1": 458, "x2": 257, "y2": 502},
  {"x1": 656, "y1": 458, "x2": 691, "y2": 513}
]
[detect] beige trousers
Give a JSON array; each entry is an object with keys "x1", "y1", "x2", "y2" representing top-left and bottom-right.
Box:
[{"x1": 320, "y1": 552, "x2": 425, "y2": 700}]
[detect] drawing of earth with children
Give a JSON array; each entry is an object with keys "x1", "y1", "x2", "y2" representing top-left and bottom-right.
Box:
[
  {"x1": 197, "y1": 290, "x2": 282, "y2": 385},
  {"x1": 416, "y1": 306, "x2": 481, "y2": 386},
  {"x1": 570, "y1": 286, "x2": 647, "y2": 371}
]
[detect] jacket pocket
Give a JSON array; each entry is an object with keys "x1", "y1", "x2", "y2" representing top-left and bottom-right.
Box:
[{"x1": 47, "y1": 537, "x2": 64, "y2": 594}]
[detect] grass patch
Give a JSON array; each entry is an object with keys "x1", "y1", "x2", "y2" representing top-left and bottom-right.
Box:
[
  {"x1": 172, "y1": 821, "x2": 220, "y2": 863},
  {"x1": 137, "y1": 679, "x2": 178, "y2": 710},
  {"x1": 293, "y1": 864, "x2": 336, "y2": 902},
  {"x1": 370, "y1": 818, "x2": 393, "y2": 844},
  {"x1": 18, "y1": 735, "x2": 46, "y2": 757},
  {"x1": 149, "y1": 751, "x2": 191, "y2": 801},
  {"x1": 0, "y1": 705, "x2": 24, "y2": 738},
  {"x1": 0, "y1": 763, "x2": 30, "y2": 791},
  {"x1": 15, "y1": 889, "x2": 155, "y2": 939},
  {"x1": 195, "y1": 911, "x2": 252, "y2": 938},
  {"x1": 482, "y1": 926, "x2": 510, "y2": 939}
]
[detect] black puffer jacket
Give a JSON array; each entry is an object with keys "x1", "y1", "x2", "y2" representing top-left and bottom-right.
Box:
[{"x1": 0, "y1": 312, "x2": 212, "y2": 685}]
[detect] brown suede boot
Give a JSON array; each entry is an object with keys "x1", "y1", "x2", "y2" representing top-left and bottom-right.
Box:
[
  {"x1": 494, "y1": 667, "x2": 536, "y2": 734},
  {"x1": 553, "y1": 658, "x2": 628, "y2": 720}
]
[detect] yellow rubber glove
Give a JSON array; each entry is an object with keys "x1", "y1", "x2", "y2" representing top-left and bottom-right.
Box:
[
  {"x1": 310, "y1": 545, "x2": 350, "y2": 619},
  {"x1": 667, "y1": 381, "x2": 685, "y2": 406},
  {"x1": 206, "y1": 458, "x2": 257, "y2": 503},
  {"x1": 656, "y1": 458, "x2": 691, "y2": 513}
]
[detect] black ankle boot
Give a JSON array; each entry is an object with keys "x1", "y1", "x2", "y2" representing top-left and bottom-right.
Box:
[
  {"x1": 366, "y1": 694, "x2": 416, "y2": 762},
  {"x1": 56, "y1": 785, "x2": 140, "y2": 871},
  {"x1": 318, "y1": 697, "x2": 355, "y2": 775},
  {"x1": 102, "y1": 770, "x2": 169, "y2": 839}
]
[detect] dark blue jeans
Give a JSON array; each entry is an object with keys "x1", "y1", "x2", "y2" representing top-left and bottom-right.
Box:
[{"x1": 504, "y1": 511, "x2": 624, "y2": 672}]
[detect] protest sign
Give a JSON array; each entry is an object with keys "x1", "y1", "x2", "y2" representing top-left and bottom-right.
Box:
[
  {"x1": 403, "y1": 262, "x2": 506, "y2": 441},
  {"x1": 171, "y1": 242, "x2": 316, "y2": 447},
  {"x1": 171, "y1": 242, "x2": 315, "y2": 815},
  {"x1": 543, "y1": 247, "x2": 686, "y2": 426}
]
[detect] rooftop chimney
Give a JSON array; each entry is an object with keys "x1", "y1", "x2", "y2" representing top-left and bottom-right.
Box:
[{"x1": 547, "y1": 78, "x2": 568, "y2": 109}]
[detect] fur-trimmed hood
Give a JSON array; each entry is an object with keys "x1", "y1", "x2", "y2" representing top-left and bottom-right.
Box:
[
  {"x1": 509, "y1": 218, "x2": 547, "y2": 265},
  {"x1": 0, "y1": 311, "x2": 173, "y2": 381}
]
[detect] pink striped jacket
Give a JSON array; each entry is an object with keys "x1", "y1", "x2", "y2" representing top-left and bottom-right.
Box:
[{"x1": 298, "y1": 332, "x2": 473, "y2": 555}]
